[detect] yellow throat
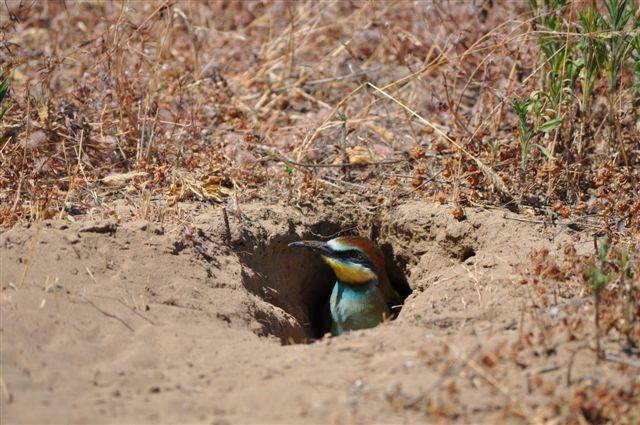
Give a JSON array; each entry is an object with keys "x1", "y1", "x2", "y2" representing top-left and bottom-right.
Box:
[{"x1": 322, "y1": 257, "x2": 377, "y2": 284}]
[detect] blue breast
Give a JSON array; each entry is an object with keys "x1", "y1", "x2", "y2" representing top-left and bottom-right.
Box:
[{"x1": 329, "y1": 280, "x2": 390, "y2": 335}]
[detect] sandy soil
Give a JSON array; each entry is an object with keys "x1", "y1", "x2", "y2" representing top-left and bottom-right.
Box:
[{"x1": 2, "y1": 201, "x2": 637, "y2": 424}]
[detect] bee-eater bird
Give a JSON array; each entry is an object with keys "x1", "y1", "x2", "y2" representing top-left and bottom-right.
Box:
[{"x1": 289, "y1": 236, "x2": 401, "y2": 336}]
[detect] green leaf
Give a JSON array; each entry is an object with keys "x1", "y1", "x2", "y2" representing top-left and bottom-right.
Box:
[
  {"x1": 0, "y1": 77, "x2": 9, "y2": 122},
  {"x1": 284, "y1": 163, "x2": 294, "y2": 176},
  {"x1": 538, "y1": 117, "x2": 563, "y2": 132},
  {"x1": 0, "y1": 78, "x2": 8, "y2": 101}
]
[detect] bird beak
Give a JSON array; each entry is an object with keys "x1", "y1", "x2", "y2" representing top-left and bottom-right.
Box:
[{"x1": 288, "y1": 240, "x2": 334, "y2": 256}]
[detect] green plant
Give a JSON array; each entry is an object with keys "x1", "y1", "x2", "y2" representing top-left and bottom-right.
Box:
[
  {"x1": 599, "y1": 0, "x2": 637, "y2": 170},
  {"x1": 526, "y1": 0, "x2": 640, "y2": 190},
  {"x1": 584, "y1": 239, "x2": 639, "y2": 358},
  {"x1": 512, "y1": 97, "x2": 536, "y2": 172},
  {"x1": 512, "y1": 94, "x2": 562, "y2": 173},
  {"x1": 483, "y1": 138, "x2": 500, "y2": 166},
  {"x1": 284, "y1": 163, "x2": 294, "y2": 177},
  {"x1": 528, "y1": 0, "x2": 576, "y2": 120},
  {"x1": 611, "y1": 248, "x2": 637, "y2": 352},
  {"x1": 629, "y1": 10, "x2": 640, "y2": 105},
  {"x1": 576, "y1": 9, "x2": 607, "y2": 128},
  {"x1": 602, "y1": 0, "x2": 636, "y2": 97},
  {"x1": 585, "y1": 238, "x2": 615, "y2": 359},
  {"x1": 527, "y1": 0, "x2": 577, "y2": 193},
  {"x1": 0, "y1": 75, "x2": 9, "y2": 121}
]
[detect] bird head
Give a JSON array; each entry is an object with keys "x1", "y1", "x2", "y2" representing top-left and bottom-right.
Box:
[{"x1": 289, "y1": 236, "x2": 387, "y2": 285}]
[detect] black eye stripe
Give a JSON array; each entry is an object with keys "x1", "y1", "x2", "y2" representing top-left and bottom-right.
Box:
[
  {"x1": 337, "y1": 249, "x2": 361, "y2": 260},
  {"x1": 334, "y1": 249, "x2": 377, "y2": 274}
]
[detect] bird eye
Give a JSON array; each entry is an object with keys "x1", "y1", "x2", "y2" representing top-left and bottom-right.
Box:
[{"x1": 349, "y1": 250, "x2": 363, "y2": 260}]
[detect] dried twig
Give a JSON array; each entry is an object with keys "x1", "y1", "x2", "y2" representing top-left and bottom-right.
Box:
[
  {"x1": 91, "y1": 294, "x2": 156, "y2": 326},
  {"x1": 223, "y1": 206, "x2": 232, "y2": 244},
  {"x1": 81, "y1": 296, "x2": 135, "y2": 332}
]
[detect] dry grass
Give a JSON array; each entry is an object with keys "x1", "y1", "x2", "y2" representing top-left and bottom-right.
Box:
[{"x1": 2, "y1": 1, "x2": 637, "y2": 234}]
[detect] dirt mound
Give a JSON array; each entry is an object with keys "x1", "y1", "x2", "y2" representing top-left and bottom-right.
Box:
[{"x1": 1, "y1": 202, "x2": 637, "y2": 423}]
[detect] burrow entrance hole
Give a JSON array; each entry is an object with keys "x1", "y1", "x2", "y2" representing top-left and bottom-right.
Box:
[{"x1": 236, "y1": 222, "x2": 413, "y2": 344}]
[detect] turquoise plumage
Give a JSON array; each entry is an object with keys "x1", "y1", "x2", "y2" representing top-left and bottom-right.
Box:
[
  {"x1": 329, "y1": 279, "x2": 389, "y2": 335},
  {"x1": 289, "y1": 236, "x2": 399, "y2": 336}
]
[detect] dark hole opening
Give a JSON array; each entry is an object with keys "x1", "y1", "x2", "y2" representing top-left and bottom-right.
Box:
[
  {"x1": 297, "y1": 255, "x2": 335, "y2": 339},
  {"x1": 381, "y1": 243, "x2": 413, "y2": 302},
  {"x1": 460, "y1": 246, "x2": 476, "y2": 262},
  {"x1": 237, "y1": 234, "x2": 411, "y2": 344}
]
